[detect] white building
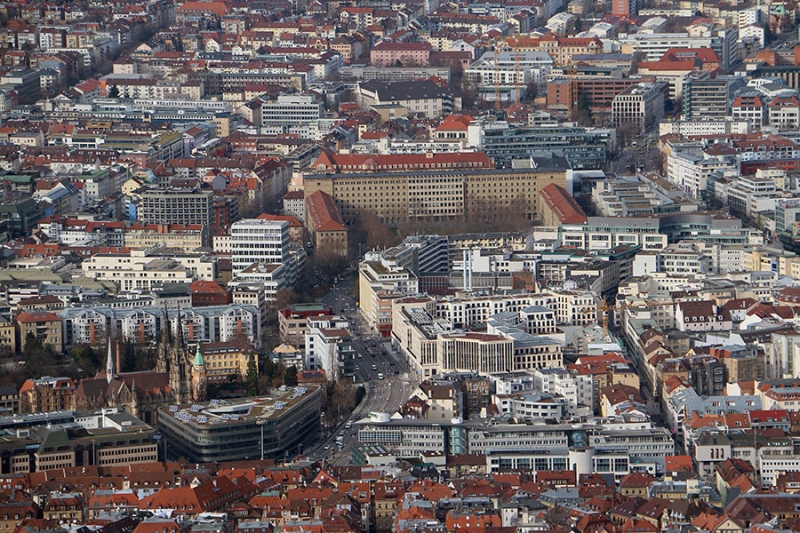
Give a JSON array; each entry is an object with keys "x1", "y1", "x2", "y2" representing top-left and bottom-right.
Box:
[
  {"x1": 305, "y1": 315, "x2": 353, "y2": 382},
  {"x1": 261, "y1": 94, "x2": 323, "y2": 127},
  {"x1": 60, "y1": 304, "x2": 262, "y2": 348},
  {"x1": 231, "y1": 218, "x2": 290, "y2": 276},
  {"x1": 532, "y1": 368, "x2": 593, "y2": 415},
  {"x1": 465, "y1": 51, "x2": 553, "y2": 103},
  {"x1": 666, "y1": 149, "x2": 738, "y2": 200},
  {"x1": 82, "y1": 249, "x2": 216, "y2": 291}
]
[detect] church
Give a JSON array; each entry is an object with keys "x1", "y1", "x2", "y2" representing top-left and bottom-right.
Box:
[{"x1": 75, "y1": 325, "x2": 207, "y2": 427}]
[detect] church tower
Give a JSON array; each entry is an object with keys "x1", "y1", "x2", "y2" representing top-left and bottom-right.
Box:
[
  {"x1": 156, "y1": 308, "x2": 194, "y2": 404},
  {"x1": 192, "y1": 344, "x2": 207, "y2": 402}
]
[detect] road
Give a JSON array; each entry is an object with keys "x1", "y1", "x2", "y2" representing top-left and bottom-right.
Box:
[
  {"x1": 606, "y1": 132, "x2": 660, "y2": 175},
  {"x1": 304, "y1": 273, "x2": 416, "y2": 465}
]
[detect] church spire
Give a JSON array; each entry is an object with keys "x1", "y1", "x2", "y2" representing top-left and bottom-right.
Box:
[{"x1": 106, "y1": 337, "x2": 114, "y2": 384}]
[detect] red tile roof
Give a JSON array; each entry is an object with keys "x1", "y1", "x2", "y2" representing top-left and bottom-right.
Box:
[
  {"x1": 305, "y1": 190, "x2": 347, "y2": 233},
  {"x1": 538, "y1": 183, "x2": 587, "y2": 224}
]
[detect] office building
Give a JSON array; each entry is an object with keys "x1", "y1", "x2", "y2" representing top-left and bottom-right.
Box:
[
  {"x1": 260, "y1": 94, "x2": 323, "y2": 127},
  {"x1": 468, "y1": 123, "x2": 614, "y2": 169},
  {"x1": 303, "y1": 159, "x2": 571, "y2": 225},
  {"x1": 682, "y1": 76, "x2": 745, "y2": 119},
  {"x1": 305, "y1": 190, "x2": 348, "y2": 257},
  {"x1": 611, "y1": 82, "x2": 668, "y2": 132},
  {"x1": 140, "y1": 187, "x2": 214, "y2": 227},
  {"x1": 157, "y1": 386, "x2": 322, "y2": 463},
  {"x1": 230, "y1": 218, "x2": 290, "y2": 276}
]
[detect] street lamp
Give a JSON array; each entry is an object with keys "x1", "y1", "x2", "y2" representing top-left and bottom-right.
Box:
[{"x1": 257, "y1": 420, "x2": 267, "y2": 460}]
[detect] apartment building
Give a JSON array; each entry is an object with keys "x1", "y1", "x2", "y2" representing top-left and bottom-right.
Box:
[
  {"x1": 19, "y1": 377, "x2": 75, "y2": 414},
  {"x1": 370, "y1": 42, "x2": 431, "y2": 68},
  {"x1": 16, "y1": 311, "x2": 63, "y2": 352},
  {"x1": 768, "y1": 95, "x2": 800, "y2": 130},
  {"x1": 278, "y1": 303, "x2": 332, "y2": 351},
  {"x1": 123, "y1": 223, "x2": 208, "y2": 252},
  {"x1": 359, "y1": 252, "x2": 420, "y2": 336},
  {"x1": 60, "y1": 304, "x2": 262, "y2": 348},
  {"x1": 667, "y1": 149, "x2": 738, "y2": 200},
  {"x1": 140, "y1": 187, "x2": 214, "y2": 227},
  {"x1": 731, "y1": 92, "x2": 767, "y2": 129}
]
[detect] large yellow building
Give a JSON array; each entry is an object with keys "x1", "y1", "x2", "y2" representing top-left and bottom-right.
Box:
[{"x1": 302, "y1": 159, "x2": 570, "y2": 225}]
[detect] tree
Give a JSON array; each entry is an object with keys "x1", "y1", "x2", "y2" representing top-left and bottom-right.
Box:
[
  {"x1": 312, "y1": 252, "x2": 348, "y2": 285},
  {"x1": 573, "y1": 92, "x2": 593, "y2": 126},
  {"x1": 107, "y1": 85, "x2": 120, "y2": 98},
  {"x1": 574, "y1": 18, "x2": 582, "y2": 32},
  {"x1": 22, "y1": 333, "x2": 56, "y2": 375},
  {"x1": 246, "y1": 353, "x2": 259, "y2": 396},
  {"x1": 525, "y1": 80, "x2": 539, "y2": 100},
  {"x1": 763, "y1": 22, "x2": 773, "y2": 47},
  {"x1": 284, "y1": 365, "x2": 298, "y2": 387},
  {"x1": 353, "y1": 209, "x2": 400, "y2": 252},
  {"x1": 71, "y1": 344, "x2": 100, "y2": 376}
]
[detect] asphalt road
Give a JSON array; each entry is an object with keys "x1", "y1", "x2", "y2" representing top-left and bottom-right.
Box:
[{"x1": 304, "y1": 274, "x2": 416, "y2": 465}]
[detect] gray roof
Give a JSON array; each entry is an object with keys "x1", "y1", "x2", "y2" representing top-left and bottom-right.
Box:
[{"x1": 360, "y1": 79, "x2": 453, "y2": 101}]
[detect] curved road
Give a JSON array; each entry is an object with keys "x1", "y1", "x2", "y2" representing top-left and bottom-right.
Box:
[{"x1": 305, "y1": 275, "x2": 416, "y2": 465}]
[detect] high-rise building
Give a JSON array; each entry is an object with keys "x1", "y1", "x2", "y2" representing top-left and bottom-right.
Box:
[{"x1": 230, "y1": 218, "x2": 290, "y2": 275}]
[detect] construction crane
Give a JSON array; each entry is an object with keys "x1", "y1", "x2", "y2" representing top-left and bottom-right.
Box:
[
  {"x1": 567, "y1": 62, "x2": 579, "y2": 122},
  {"x1": 493, "y1": 37, "x2": 501, "y2": 109},
  {"x1": 514, "y1": 47, "x2": 521, "y2": 105},
  {"x1": 597, "y1": 297, "x2": 633, "y2": 338}
]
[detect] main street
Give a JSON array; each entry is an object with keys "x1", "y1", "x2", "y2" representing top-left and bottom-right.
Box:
[{"x1": 304, "y1": 272, "x2": 417, "y2": 464}]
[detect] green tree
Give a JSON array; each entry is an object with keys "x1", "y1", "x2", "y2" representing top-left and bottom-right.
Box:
[
  {"x1": 23, "y1": 333, "x2": 42, "y2": 357},
  {"x1": 71, "y1": 344, "x2": 100, "y2": 376},
  {"x1": 107, "y1": 85, "x2": 120, "y2": 98},
  {"x1": 284, "y1": 365, "x2": 298, "y2": 387},
  {"x1": 574, "y1": 18, "x2": 582, "y2": 32},
  {"x1": 246, "y1": 353, "x2": 259, "y2": 396}
]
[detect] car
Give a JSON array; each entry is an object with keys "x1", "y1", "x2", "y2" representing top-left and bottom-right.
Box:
[
  {"x1": 355, "y1": 365, "x2": 359, "y2": 371},
  {"x1": 324, "y1": 445, "x2": 330, "y2": 450},
  {"x1": 378, "y1": 373, "x2": 384, "y2": 380},
  {"x1": 372, "y1": 365, "x2": 377, "y2": 370},
  {"x1": 357, "y1": 353, "x2": 362, "y2": 358},
  {"x1": 345, "y1": 422, "x2": 352, "y2": 429},
  {"x1": 394, "y1": 370, "x2": 399, "y2": 375}
]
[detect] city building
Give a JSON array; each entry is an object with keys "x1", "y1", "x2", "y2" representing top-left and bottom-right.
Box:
[
  {"x1": 278, "y1": 303, "x2": 333, "y2": 355},
  {"x1": 15, "y1": 311, "x2": 63, "y2": 352},
  {"x1": 302, "y1": 159, "x2": 571, "y2": 225},
  {"x1": 139, "y1": 187, "x2": 214, "y2": 227},
  {"x1": 305, "y1": 315, "x2": 354, "y2": 381},
  {"x1": 157, "y1": 386, "x2": 322, "y2": 463},
  {"x1": 611, "y1": 82, "x2": 668, "y2": 132},
  {"x1": 18, "y1": 377, "x2": 75, "y2": 414},
  {"x1": 230, "y1": 218, "x2": 290, "y2": 276},
  {"x1": 305, "y1": 190, "x2": 348, "y2": 257}
]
